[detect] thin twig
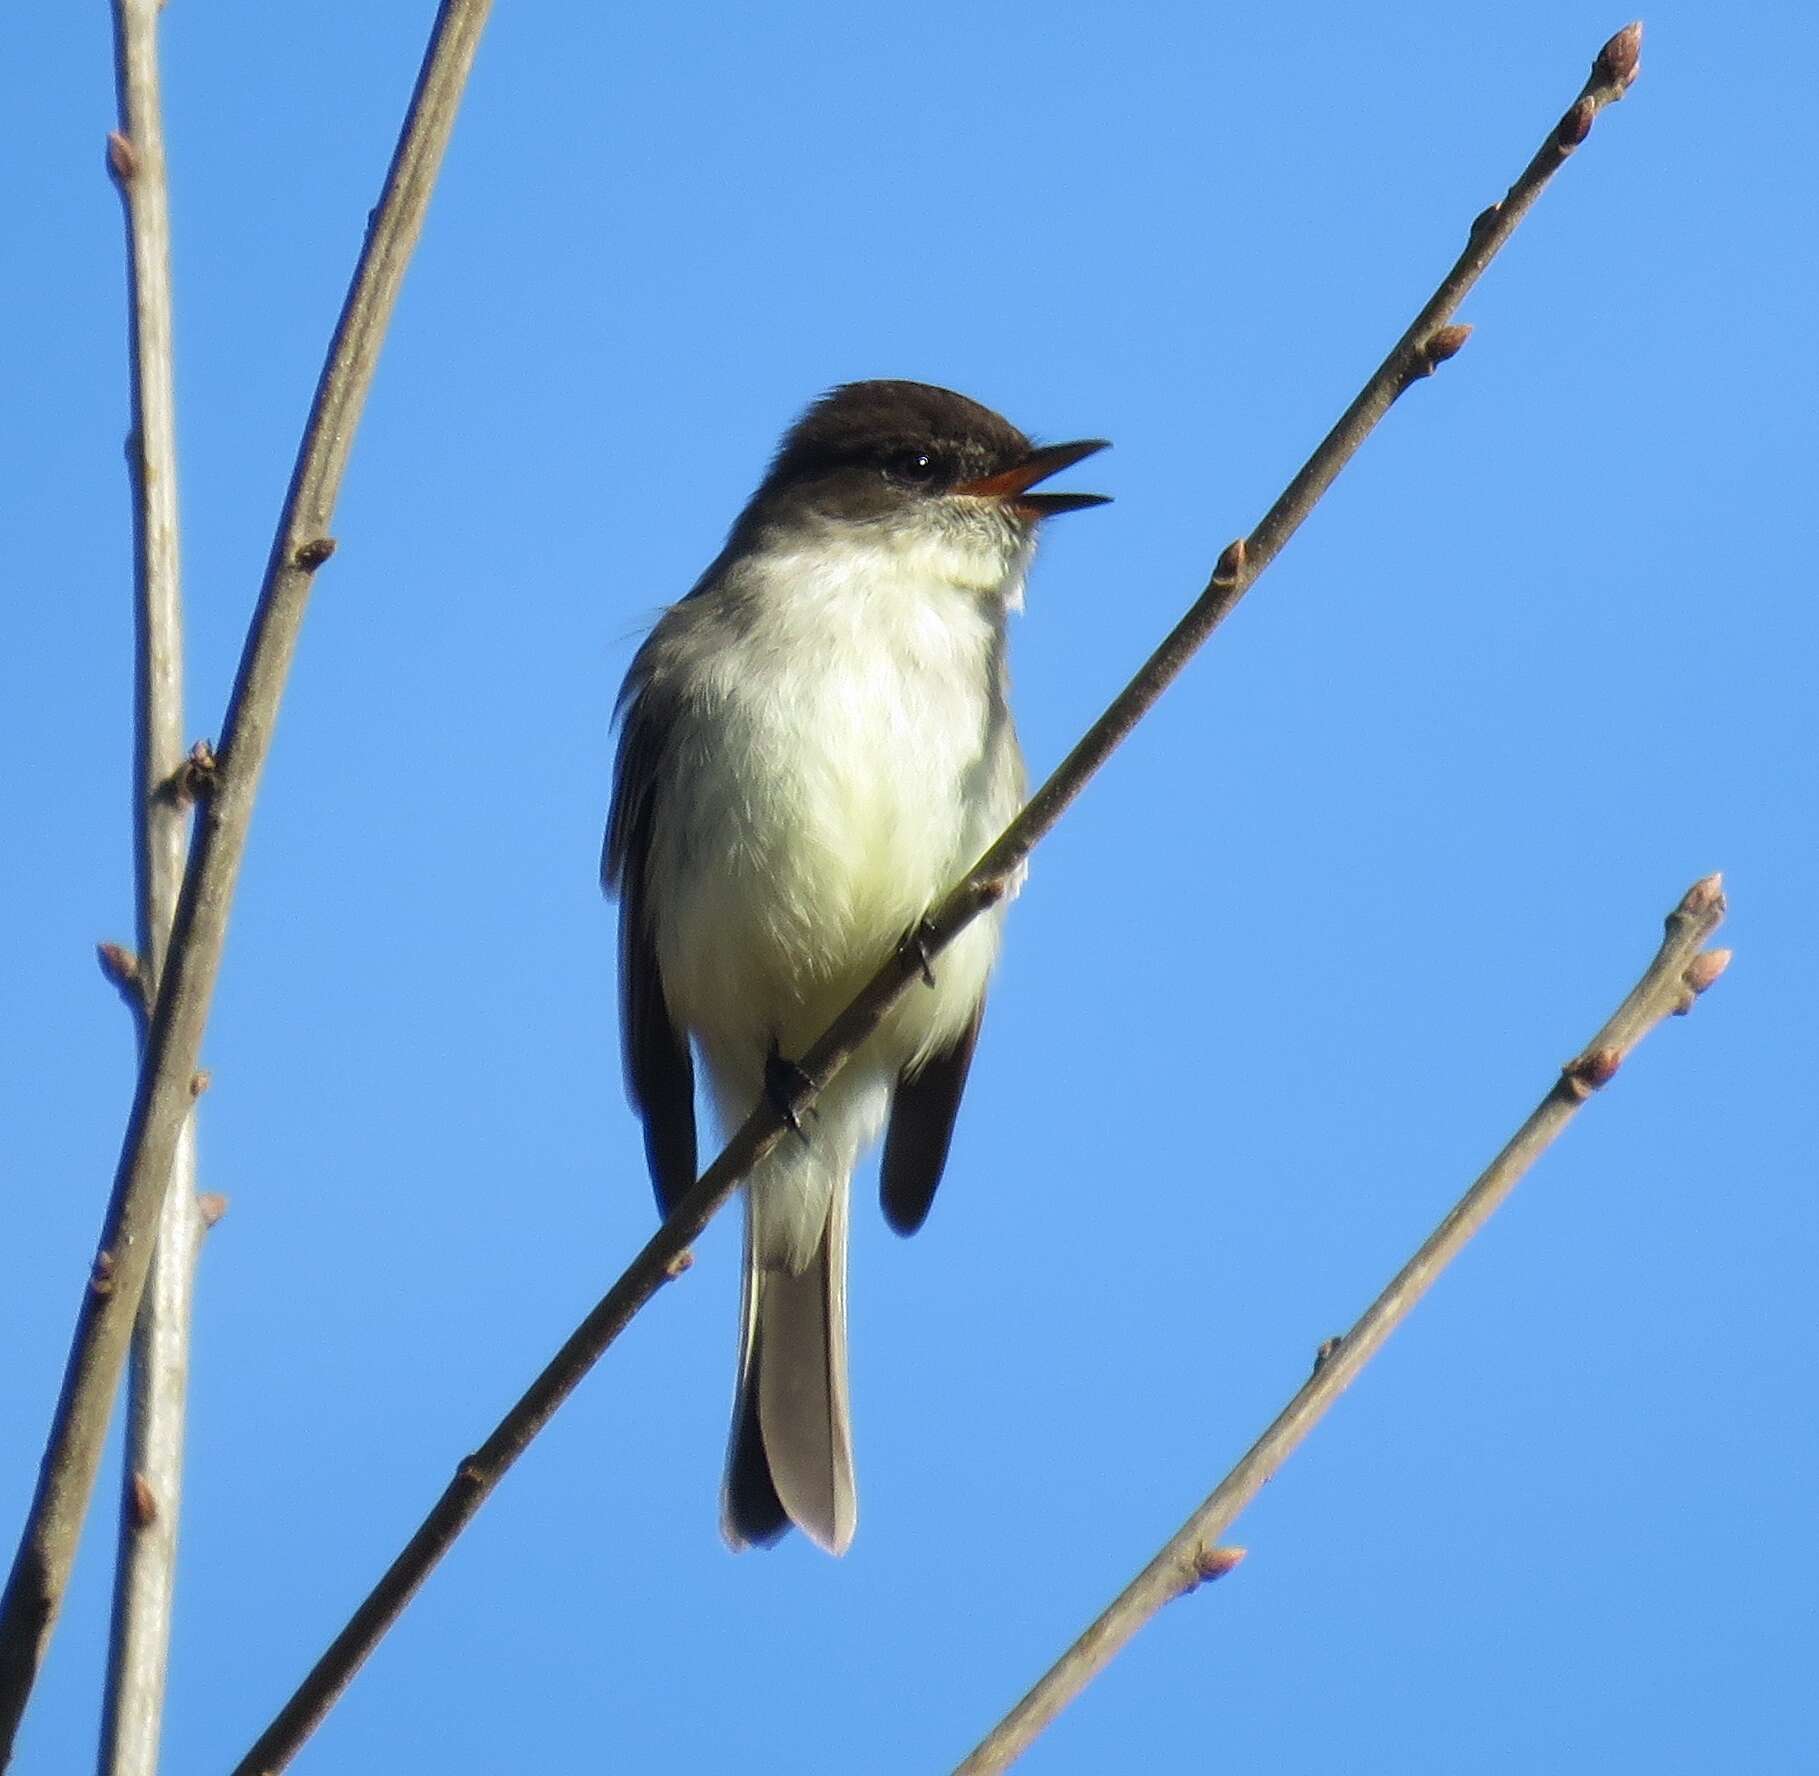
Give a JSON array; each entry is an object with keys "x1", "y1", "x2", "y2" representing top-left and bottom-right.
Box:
[
  {"x1": 0, "y1": 3, "x2": 495, "y2": 1762},
  {"x1": 110, "y1": 16, "x2": 192, "y2": 1765},
  {"x1": 954, "y1": 874, "x2": 1729, "y2": 1773},
  {"x1": 228, "y1": 23, "x2": 1644, "y2": 1773},
  {"x1": 97, "y1": 5, "x2": 211, "y2": 1772}
]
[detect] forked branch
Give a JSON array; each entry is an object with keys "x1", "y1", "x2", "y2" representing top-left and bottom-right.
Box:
[
  {"x1": 0, "y1": 2, "x2": 496, "y2": 1763},
  {"x1": 229, "y1": 22, "x2": 1645, "y2": 1774},
  {"x1": 954, "y1": 873, "x2": 1728, "y2": 1772}
]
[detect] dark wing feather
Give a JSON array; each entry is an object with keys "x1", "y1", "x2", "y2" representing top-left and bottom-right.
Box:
[
  {"x1": 604, "y1": 670, "x2": 697, "y2": 1217},
  {"x1": 880, "y1": 1001, "x2": 985, "y2": 1237}
]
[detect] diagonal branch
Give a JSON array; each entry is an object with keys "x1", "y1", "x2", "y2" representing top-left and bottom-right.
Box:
[
  {"x1": 954, "y1": 873, "x2": 1729, "y2": 1773},
  {"x1": 97, "y1": 4, "x2": 216, "y2": 1772},
  {"x1": 228, "y1": 22, "x2": 1645, "y2": 1773},
  {"x1": 0, "y1": 2, "x2": 495, "y2": 1763}
]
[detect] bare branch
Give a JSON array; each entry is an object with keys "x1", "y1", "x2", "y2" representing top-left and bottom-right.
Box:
[
  {"x1": 228, "y1": 23, "x2": 1645, "y2": 1773},
  {"x1": 100, "y1": 1134, "x2": 204, "y2": 1776},
  {"x1": 96, "y1": 4, "x2": 211, "y2": 1768},
  {"x1": 954, "y1": 872, "x2": 1726, "y2": 1773},
  {"x1": 0, "y1": 2, "x2": 496, "y2": 1761}
]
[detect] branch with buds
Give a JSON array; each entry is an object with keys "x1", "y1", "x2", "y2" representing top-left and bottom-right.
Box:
[
  {"x1": 227, "y1": 21, "x2": 1653, "y2": 1775},
  {"x1": 955, "y1": 871, "x2": 1726, "y2": 1773},
  {"x1": 0, "y1": 2, "x2": 497, "y2": 1763}
]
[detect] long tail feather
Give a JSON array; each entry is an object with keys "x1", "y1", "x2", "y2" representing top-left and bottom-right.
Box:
[{"x1": 721, "y1": 1185, "x2": 855, "y2": 1554}]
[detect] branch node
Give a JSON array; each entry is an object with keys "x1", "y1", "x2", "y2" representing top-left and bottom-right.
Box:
[
  {"x1": 1468, "y1": 201, "x2": 1503, "y2": 243},
  {"x1": 1561, "y1": 1044, "x2": 1622, "y2": 1100},
  {"x1": 293, "y1": 536, "x2": 338, "y2": 572},
  {"x1": 664, "y1": 1248, "x2": 694, "y2": 1280},
  {"x1": 1675, "y1": 947, "x2": 1732, "y2": 1012},
  {"x1": 1312, "y1": 1335, "x2": 1343, "y2": 1374},
  {"x1": 197, "y1": 1192, "x2": 231, "y2": 1229},
  {"x1": 129, "y1": 1472, "x2": 159, "y2": 1531},
  {"x1": 1177, "y1": 1544, "x2": 1246, "y2": 1598},
  {"x1": 455, "y1": 1457, "x2": 487, "y2": 1490},
  {"x1": 160, "y1": 738, "x2": 219, "y2": 807},
  {"x1": 972, "y1": 875, "x2": 1010, "y2": 912},
  {"x1": 1595, "y1": 21, "x2": 1643, "y2": 92},
  {"x1": 1210, "y1": 537, "x2": 1246, "y2": 589},
  {"x1": 1556, "y1": 96, "x2": 1596, "y2": 150},
  {"x1": 188, "y1": 1069, "x2": 212, "y2": 1099},
  {"x1": 90, "y1": 1250, "x2": 117, "y2": 1297},
  {"x1": 1419, "y1": 324, "x2": 1474, "y2": 375},
  {"x1": 105, "y1": 131, "x2": 138, "y2": 182}
]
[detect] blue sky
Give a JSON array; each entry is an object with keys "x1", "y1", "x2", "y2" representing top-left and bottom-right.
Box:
[{"x1": 4, "y1": 2, "x2": 1814, "y2": 1771}]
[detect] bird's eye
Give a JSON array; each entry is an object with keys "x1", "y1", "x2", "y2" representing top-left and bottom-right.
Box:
[{"x1": 885, "y1": 448, "x2": 940, "y2": 485}]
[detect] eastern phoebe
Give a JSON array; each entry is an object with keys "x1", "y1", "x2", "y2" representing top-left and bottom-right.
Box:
[{"x1": 605, "y1": 380, "x2": 1109, "y2": 1553}]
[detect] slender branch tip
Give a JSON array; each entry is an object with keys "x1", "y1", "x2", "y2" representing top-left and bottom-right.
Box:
[{"x1": 957, "y1": 879, "x2": 1721, "y2": 1773}]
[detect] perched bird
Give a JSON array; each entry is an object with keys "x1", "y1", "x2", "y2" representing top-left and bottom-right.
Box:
[{"x1": 605, "y1": 380, "x2": 1109, "y2": 1553}]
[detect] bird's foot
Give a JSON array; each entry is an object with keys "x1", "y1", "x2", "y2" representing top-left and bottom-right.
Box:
[
  {"x1": 764, "y1": 1040, "x2": 815, "y2": 1146},
  {"x1": 902, "y1": 918, "x2": 938, "y2": 989}
]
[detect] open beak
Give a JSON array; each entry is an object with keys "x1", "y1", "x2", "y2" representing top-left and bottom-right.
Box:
[{"x1": 953, "y1": 438, "x2": 1111, "y2": 518}]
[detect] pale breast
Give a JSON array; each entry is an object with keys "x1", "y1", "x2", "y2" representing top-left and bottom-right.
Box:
[{"x1": 651, "y1": 538, "x2": 1024, "y2": 1062}]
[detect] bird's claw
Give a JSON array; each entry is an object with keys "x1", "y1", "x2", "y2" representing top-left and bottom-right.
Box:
[
  {"x1": 764, "y1": 1041, "x2": 815, "y2": 1146},
  {"x1": 904, "y1": 919, "x2": 937, "y2": 989}
]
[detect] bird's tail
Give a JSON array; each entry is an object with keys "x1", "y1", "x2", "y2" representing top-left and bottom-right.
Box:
[{"x1": 722, "y1": 1180, "x2": 856, "y2": 1555}]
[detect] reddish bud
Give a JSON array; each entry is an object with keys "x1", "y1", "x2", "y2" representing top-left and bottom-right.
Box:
[
  {"x1": 1557, "y1": 97, "x2": 1596, "y2": 149},
  {"x1": 97, "y1": 941, "x2": 141, "y2": 992},
  {"x1": 1596, "y1": 22, "x2": 1643, "y2": 91},
  {"x1": 1563, "y1": 1045, "x2": 1622, "y2": 1099},
  {"x1": 1187, "y1": 1544, "x2": 1247, "y2": 1589},
  {"x1": 131, "y1": 1472, "x2": 159, "y2": 1529},
  {"x1": 1425, "y1": 324, "x2": 1472, "y2": 367},
  {"x1": 1679, "y1": 873, "x2": 1725, "y2": 918}
]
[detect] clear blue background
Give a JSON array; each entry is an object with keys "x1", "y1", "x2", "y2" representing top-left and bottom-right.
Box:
[{"x1": 4, "y1": 3, "x2": 1813, "y2": 1771}]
